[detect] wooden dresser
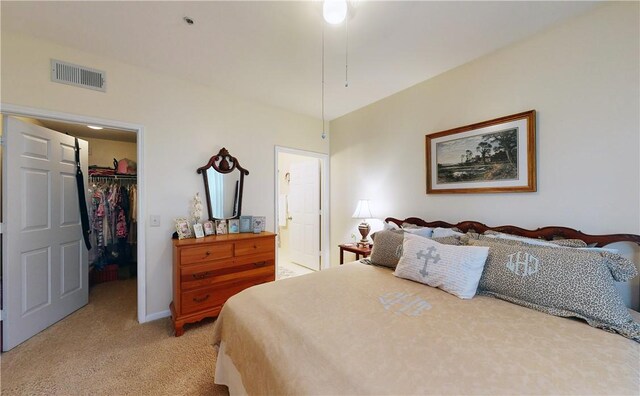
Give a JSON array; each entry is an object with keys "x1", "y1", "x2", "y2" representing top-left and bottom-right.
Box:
[{"x1": 170, "y1": 231, "x2": 276, "y2": 336}]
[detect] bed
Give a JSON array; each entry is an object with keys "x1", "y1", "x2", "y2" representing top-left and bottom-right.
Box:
[{"x1": 212, "y1": 218, "x2": 640, "y2": 395}]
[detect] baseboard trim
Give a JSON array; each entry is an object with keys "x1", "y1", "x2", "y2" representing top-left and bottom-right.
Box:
[{"x1": 144, "y1": 310, "x2": 171, "y2": 323}]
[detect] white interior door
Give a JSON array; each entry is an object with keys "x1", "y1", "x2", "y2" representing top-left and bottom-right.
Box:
[
  {"x1": 289, "y1": 158, "x2": 320, "y2": 271},
  {"x1": 2, "y1": 117, "x2": 89, "y2": 351}
]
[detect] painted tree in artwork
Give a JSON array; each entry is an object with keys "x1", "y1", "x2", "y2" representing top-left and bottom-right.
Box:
[
  {"x1": 465, "y1": 150, "x2": 474, "y2": 163},
  {"x1": 483, "y1": 128, "x2": 518, "y2": 167},
  {"x1": 476, "y1": 141, "x2": 493, "y2": 163}
]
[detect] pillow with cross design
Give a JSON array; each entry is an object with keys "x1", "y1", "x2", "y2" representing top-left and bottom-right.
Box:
[{"x1": 394, "y1": 233, "x2": 489, "y2": 299}]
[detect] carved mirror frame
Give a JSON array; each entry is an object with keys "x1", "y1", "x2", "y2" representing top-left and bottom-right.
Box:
[{"x1": 197, "y1": 147, "x2": 249, "y2": 221}]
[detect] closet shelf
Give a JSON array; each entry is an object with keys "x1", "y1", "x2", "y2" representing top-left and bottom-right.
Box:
[{"x1": 89, "y1": 174, "x2": 137, "y2": 180}]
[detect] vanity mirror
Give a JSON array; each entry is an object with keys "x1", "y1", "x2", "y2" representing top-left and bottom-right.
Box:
[{"x1": 197, "y1": 147, "x2": 249, "y2": 220}]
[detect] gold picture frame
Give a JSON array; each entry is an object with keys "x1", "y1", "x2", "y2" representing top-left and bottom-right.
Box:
[{"x1": 426, "y1": 110, "x2": 536, "y2": 194}]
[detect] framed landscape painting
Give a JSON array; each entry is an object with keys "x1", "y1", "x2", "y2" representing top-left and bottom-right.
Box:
[{"x1": 425, "y1": 110, "x2": 536, "y2": 194}]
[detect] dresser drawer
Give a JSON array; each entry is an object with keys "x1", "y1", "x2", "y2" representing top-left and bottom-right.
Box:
[
  {"x1": 235, "y1": 238, "x2": 275, "y2": 256},
  {"x1": 181, "y1": 260, "x2": 242, "y2": 290},
  {"x1": 180, "y1": 243, "x2": 233, "y2": 265},
  {"x1": 181, "y1": 286, "x2": 221, "y2": 315},
  {"x1": 180, "y1": 271, "x2": 273, "y2": 315}
]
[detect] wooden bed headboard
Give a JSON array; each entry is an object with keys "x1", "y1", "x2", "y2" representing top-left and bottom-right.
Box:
[{"x1": 384, "y1": 217, "x2": 640, "y2": 247}]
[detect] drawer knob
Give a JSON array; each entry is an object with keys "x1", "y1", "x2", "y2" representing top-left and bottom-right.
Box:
[
  {"x1": 253, "y1": 245, "x2": 257, "y2": 249},
  {"x1": 205, "y1": 251, "x2": 211, "y2": 256},
  {"x1": 254, "y1": 261, "x2": 266, "y2": 267},
  {"x1": 192, "y1": 271, "x2": 212, "y2": 280},
  {"x1": 193, "y1": 294, "x2": 210, "y2": 303}
]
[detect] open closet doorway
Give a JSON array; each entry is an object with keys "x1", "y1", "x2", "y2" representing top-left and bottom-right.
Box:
[
  {"x1": 1, "y1": 105, "x2": 146, "y2": 351},
  {"x1": 274, "y1": 146, "x2": 329, "y2": 280}
]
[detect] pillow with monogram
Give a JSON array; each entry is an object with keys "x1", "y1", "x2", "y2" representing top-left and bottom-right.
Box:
[
  {"x1": 394, "y1": 233, "x2": 489, "y2": 299},
  {"x1": 470, "y1": 238, "x2": 640, "y2": 342}
]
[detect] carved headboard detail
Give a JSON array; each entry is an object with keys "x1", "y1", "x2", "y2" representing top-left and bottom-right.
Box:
[{"x1": 384, "y1": 217, "x2": 640, "y2": 247}]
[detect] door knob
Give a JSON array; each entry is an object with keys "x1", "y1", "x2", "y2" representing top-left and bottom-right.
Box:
[{"x1": 287, "y1": 216, "x2": 293, "y2": 221}]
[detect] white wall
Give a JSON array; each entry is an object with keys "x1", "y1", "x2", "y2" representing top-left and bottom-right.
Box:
[
  {"x1": 330, "y1": 3, "x2": 640, "y2": 307},
  {"x1": 1, "y1": 32, "x2": 328, "y2": 318},
  {"x1": 85, "y1": 137, "x2": 137, "y2": 168}
]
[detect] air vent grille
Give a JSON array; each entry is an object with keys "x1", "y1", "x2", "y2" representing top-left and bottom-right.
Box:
[{"x1": 50, "y1": 59, "x2": 106, "y2": 92}]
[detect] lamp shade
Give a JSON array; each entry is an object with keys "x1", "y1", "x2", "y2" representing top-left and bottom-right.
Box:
[{"x1": 352, "y1": 199, "x2": 372, "y2": 219}]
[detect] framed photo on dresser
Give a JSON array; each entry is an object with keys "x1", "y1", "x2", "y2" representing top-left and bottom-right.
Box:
[
  {"x1": 193, "y1": 223, "x2": 205, "y2": 238},
  {"x1": 239, "y1": 216, "x2": 253, "y2": 233},
  {"x1": 228, "y1": 219, "x2": 240, "y2": 234},
  {"x1": 175, "y1": 218, "x2": 192, "y2": 240},
  {"x1": 203, "y1": 220, "x2": 215, "y2": 236},
  {"x1": 252, "y1": 216, "x2": 266, "y2": 233},
  {"x1": 216, "y1": 220, "x2": 228, "y2": 235}
]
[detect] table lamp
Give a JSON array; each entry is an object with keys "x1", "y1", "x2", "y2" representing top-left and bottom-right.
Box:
[{"x1": 352, "y1": 199, "x2": 373, "y2": 247}]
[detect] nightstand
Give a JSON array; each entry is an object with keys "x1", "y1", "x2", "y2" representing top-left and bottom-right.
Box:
[{"x1": 338, "y1": 243, "x2": 372, "y2": 265}]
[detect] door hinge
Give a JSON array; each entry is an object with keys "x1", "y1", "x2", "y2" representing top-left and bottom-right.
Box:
[
  {"x1": 0, "y1": 309, "x2": 5, "y2": 321},
  {"x1": 0, "y1": 136, "x2": 4, "y2": 146},
  {"x1": 0, "y1": 222, "x2": 3, "y2": 234}
]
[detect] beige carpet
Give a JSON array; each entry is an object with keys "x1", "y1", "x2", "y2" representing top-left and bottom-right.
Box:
[{"x1": 1, "y1": 279, "x2": 229, "y2": 395}]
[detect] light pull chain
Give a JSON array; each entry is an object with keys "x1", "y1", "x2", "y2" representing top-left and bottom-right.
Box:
[
  {"x1": 345, "y1": 14, "x2": 349, "y2": 88},
  {"x1": 321, "y1": 20, "x2": 326, "y2": 139}
]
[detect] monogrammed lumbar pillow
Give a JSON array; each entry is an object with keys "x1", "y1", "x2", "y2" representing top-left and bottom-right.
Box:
[
  {"x1": 470, "y1": 238, "x2": 640, "y2": 342},
  {"x1": 394, "y1": 233, "x2": 489, "y2": 299}
]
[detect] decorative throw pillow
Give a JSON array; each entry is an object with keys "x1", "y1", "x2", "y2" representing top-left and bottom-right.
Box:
[
  {"x1": 394, "y1": 233, "x2": 489, "y2": 299},
  {"x1": 482, "y1": 230, "x2": 587, "y2": 248},
  {"x1": 470, "y1": 238, "x2": 640, "y2": 342},
  {"x1": 370, "y1": 231, "x2": 463, "y2": 269},
  {"x1": 370, "y1": 230, "x2": 405, "y2": 269}
]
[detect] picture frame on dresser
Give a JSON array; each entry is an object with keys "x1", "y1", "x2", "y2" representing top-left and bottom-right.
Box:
[
  {"x1": 228, "y1": 219, "x2": 240, "y2": 234},
  {"x1": 252, "y1": 216, "x2": 266, "y2": 233},
  {"x1": 216, "y1": 220, "x2": 228, "y2": 235},
  {"x1": 425, "y1": 110, "x2": 536, "y2": 194},
  {"x1": 175, "y1": 217, "x2": 192, "y2": 240},
  {"x1": 193, "y1": 223, "x2": 205, "y2": 238},
  {"x1": 239, "y1": 216, "x2": 253, "y2": 233},
  {"x1": 203, "y1": 220, "x2": 215, "y2": 236}
]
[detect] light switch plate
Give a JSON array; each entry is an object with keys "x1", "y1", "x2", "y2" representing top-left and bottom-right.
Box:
[{"x1": 150, "y1": 215, "x2": 161, "y2": 227}]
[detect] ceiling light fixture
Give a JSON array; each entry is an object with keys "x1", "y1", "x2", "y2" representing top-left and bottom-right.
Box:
[
  {"x1": 323, "y1": 0, "x2": 347, "y2": 25},
  {"x1": 87, "y1": 125, "x2": 103, "y2": 130}
]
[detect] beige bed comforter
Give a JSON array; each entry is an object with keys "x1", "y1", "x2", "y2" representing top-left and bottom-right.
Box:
[{"x1": 212, "y1": 262, "x2": 640, "y2": 395}]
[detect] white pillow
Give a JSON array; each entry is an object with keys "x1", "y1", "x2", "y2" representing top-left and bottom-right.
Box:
[
  {"x1": 394, "y1": 233, "x2": 489, "y2": 299},
  {"x1": 432, "y1": 227, "x2": 464, "y2": 238},
  {"x1": 402, "y1": 227, "x2": 433, "y2": 238},
  {"x1": 383, "y1": 221, "x2": 400, "y2": 231}
]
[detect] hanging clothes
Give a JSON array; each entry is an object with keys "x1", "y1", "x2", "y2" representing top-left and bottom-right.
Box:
[{"x1": 88, "y1": 176, "x2": 137, "y2": 269}]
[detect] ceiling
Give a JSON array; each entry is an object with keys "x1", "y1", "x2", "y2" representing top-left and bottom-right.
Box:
[
  {"x1": 1, "y1": 1, "x2": 599, "y2": 120},
  {"x1": 36, "y1": 118, "x2": 137, "y2": 143}
]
